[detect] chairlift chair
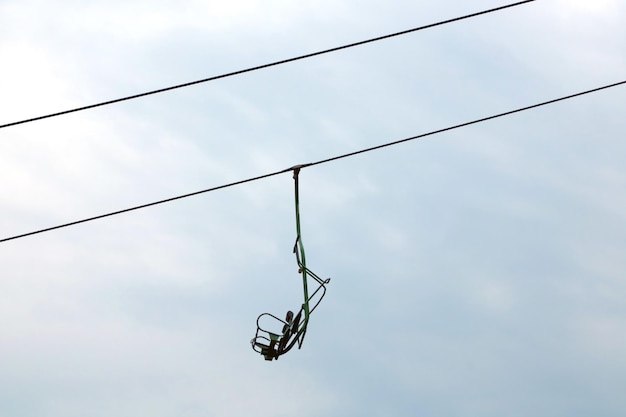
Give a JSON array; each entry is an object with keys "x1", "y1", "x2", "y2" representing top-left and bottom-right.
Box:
[{"x1": 250, "y1": 166, "x2": 330, "y2": 360}]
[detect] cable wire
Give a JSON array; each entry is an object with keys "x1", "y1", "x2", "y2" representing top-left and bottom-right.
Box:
[
  {"x1": 1, "y1": 79, "x2": 624, "y2": 244},
  {"x1": 309, "y1": 80, "x2": 626, "y2": 167},
  {"x1": 0, "y1": 0, "x2": 536, "y2": 130}
]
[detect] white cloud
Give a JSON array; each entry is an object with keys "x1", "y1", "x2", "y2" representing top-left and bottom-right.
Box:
[{"x1": 555, "y1": 0, "x2": 621, "y2": 16}]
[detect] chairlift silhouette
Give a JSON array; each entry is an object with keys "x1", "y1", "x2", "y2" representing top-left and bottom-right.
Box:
[{"x1": 251, "y1": 166, "x2": 330, "y2": 360}]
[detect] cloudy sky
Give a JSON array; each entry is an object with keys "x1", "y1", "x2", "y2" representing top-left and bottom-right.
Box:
[{"x1": 1, "y1": 0, "x2": 625, "y2": 416}]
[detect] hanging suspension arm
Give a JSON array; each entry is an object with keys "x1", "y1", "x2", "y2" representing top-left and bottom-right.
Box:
[
  {"x1": 292, "y1": 166, "x2": 309, "y2": 316},
  {"x1": 292, "y1": 166, "x2": 330, "y2": 345}
]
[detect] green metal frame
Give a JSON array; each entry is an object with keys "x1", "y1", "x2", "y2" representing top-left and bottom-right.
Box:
[{"x1": 251, "y1": 166, "x2": 330, "y2": 360}]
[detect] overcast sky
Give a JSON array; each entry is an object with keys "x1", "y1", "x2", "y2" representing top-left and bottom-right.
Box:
[{"x1": 1, "y1": 0, "x2": 625, "y2": 416}]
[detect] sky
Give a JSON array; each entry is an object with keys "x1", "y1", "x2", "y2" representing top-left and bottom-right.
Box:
[{"x1": 1, "y1": 0, "x2": 625, "y2": 416}]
